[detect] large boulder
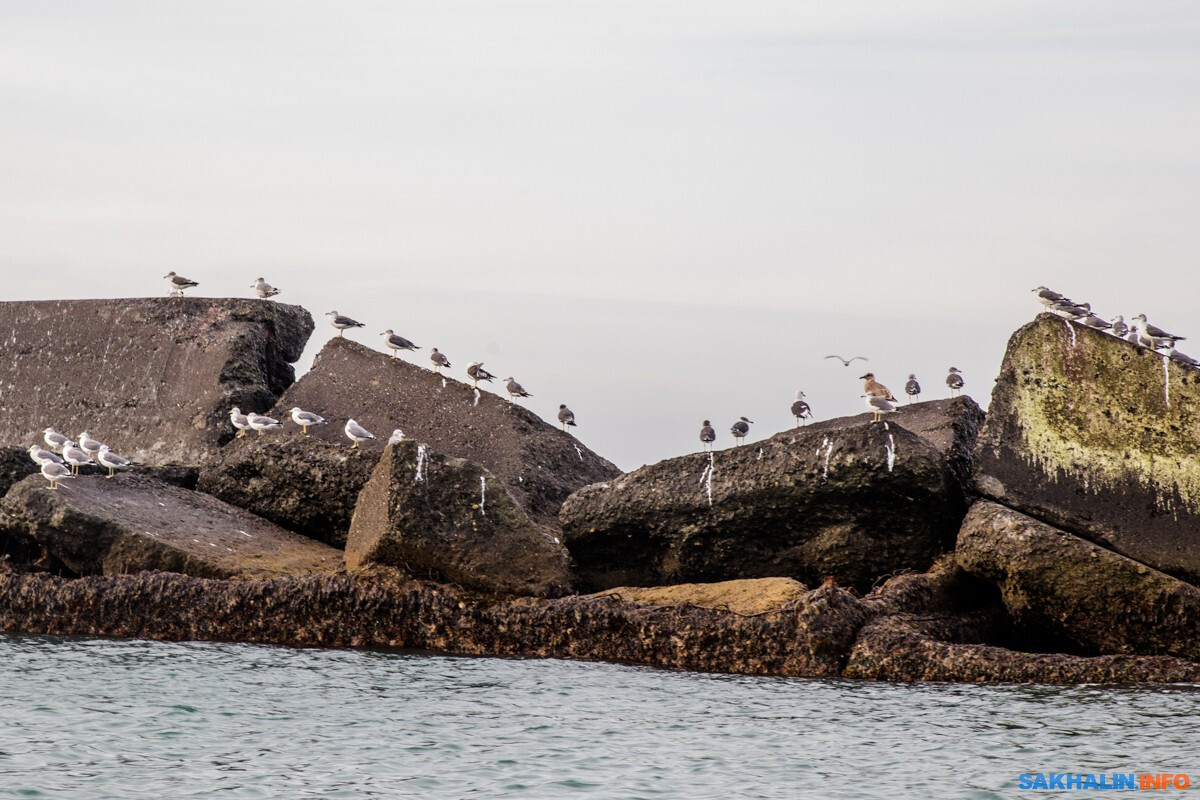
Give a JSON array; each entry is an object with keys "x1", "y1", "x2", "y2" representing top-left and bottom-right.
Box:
[
  {"x1": 196, "y1": 436, "x2": 377, "y2": 548},
  {"x1": 956, "y1": 500, "x2": 1200, "y2": 661},
  {"x1": 0, "y1": 298, "x2": 313, "y2": 465},
  {"x1": 975, "y1": 313, "x2": 1200, "y2": 583},
  {"x1": 269, "y1": 338, "x2": 619, "y2": 527},
  {"x1": 2, "y1": 472, "x2": 340, "y2": 579},
  {"x1": 562, "y1": 413, "x2": 967, "y2": 592},
  {"x1": 345, "y1": 440, "x2": 572, "y2": 596}
]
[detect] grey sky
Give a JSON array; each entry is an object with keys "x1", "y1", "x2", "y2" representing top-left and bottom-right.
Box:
[{"x1": 2, "y1": 2, "x2": 1199, "y2": 469}]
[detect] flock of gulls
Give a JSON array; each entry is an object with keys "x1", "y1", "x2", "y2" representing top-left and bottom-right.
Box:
[
  {"x1": 29, "y1": 429, "x2": 131, "y2": 489},
  {"x1": 1032, "y1": 286, "x2": 1196, "y2": 365}
]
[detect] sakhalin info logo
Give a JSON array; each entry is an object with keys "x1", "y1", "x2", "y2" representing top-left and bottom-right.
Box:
[{"x1": 1018, "y1": 773, "x2": 1192, "y2": 791}]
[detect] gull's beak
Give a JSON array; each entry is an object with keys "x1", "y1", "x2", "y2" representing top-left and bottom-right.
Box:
[{"x1": 859, "y1": 374, "x2": 869, "y2": 380}]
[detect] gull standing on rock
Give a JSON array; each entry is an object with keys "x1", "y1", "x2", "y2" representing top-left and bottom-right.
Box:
[
  {"x1": 40, "y1": 461, "x2": 73, "y2": 490},
  {"x1": 860, "y1": 373, "x2": 897, "y2": 402},
  {"x1": 946, "y1": 367, "x2": 965, "y2": 397},
  {"x1": 326, "y1": 311, "x2": 365, "y2": 337},
  {"x1": 1166, "y1": 347, "x2": 1200, "y2": 368},
  {"x1": 791, "y1": 391, "x2": 812, "y2": 426},
  {"x1": 96, "y1": 445, "x2": 131, "y2": 478},
  {"x1": 864, "y1": 394, "x2": 899, "y2": 423},
  {"x1": 904, "y1": 374, "x2": 921, "y2": 403},
  {"x1": 1079, "y1": 311, "x2": 1112, "y2": 331},
  {"x1": 430, "y1": 348, "x2": 451, "y2": 374},
  {"x1": 78, "y1": 431, "x2": 105, "y2": 459},
  {"x1": 345, "y1": 419, "x2": 376, "y2": 448},
  {"x1": 1133, "y1": 315, "x2": 1186, "y2": 348},
  {"x1": 28, "y1": 445, "x2": 64, "y2": 467},
  {"x1": 252, "y1": 277, "x2": 281, "y2": 298},
  {"x1": 1110, "y1": 315, "x2": 1129, "y2": 337},
  {"x1": 467, "y1": 362, "x2": 497, "y2": 387},
  {"x1": 230, "y1": 407, "x2": 251, "y2": 438},
  {"x1": 62, "y1": 442, "x2": 92, "y2": 475},
  {"x1": 557, "y1": 404, "x2": 577, "y2": 430},
  {"x1": 730, "y1": 417, "x2": 753, "y2": 445},
  {"x1": 164, "y1": 271, "x2": 199, "y2": 297},
  {"x1": 380, "y1": 330, "x2": 420, "y2": 358},
  {"x1": 1032, "y1": 286, "x2": 1071, "y2": 307},
  {"x1": 504, "y1": 377, "x2": 532, "y2": 401},
  {"x1": 43, "y1": 428, "x2": 70, "y2": 453},
  {"x1": 290, "y1": 407, "x2": 327, "y2": 435},
  {"x1": 700, "y1": 421, "x2": 716, "y2": 452},
  {"x1": 247, "y1": 413, "x2": 283, "y2": 434}
]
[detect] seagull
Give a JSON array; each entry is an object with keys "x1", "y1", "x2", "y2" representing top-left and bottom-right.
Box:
[
  {"x1": 1133, "y1": 314, "x2": 1186, "y2": 348},
  {"x1": 28, "y1": 445, "x2": 64, "y2": 467},
  {"x1": 345, "y1": 419, "x2": 376, "y2": 448},
  {"x1": 62, "y1": 442, "x2": 93, "y2": 475},
  {"x1": 504, "y1": 377, "x2": 532, "y2": 401},
  {"x1": 1032, "y1": 286, "x2": 1070, "y2": 307},
  {"x1": 247, "y1": 413, "x2": 283, "y2": 435},
  {"x1": 1079, "y1": 312, "x2": 1112, "y2": 331},
  {"x1": 251, "y1": 277, "x2": 281, "y2": 298},
  {"x1": 78, "y1": 431, "x2": 105, "y2": 459},
  {"x1": 790, "y1": 391, "x2": 812, "y2": 427},
  {"x1": 467, "y1": 362, "x2": 497, "y2": 387},
  {"x1": 40, "y1": 461, "x2": 73, "y2": 490},
  {"x1": 730, "y1": 417, "x2": 753, "y2": 445},
  {"x1": 1127, "y1": 325, "x2": 1144, "y2": 347},
  {"x1": 1166, "y1": 347, "x2": 1200, "y2": 368},
  {"x1": 699, "y1": 420, "x2": 716, "y2": 452},
  {"x1": 557, "y1": 404, "x2": 577, "y2": 429},
  {"x1": 860, "y1": 373, "x2": 897, "y2": 401},
  {"x1": 430, "y1": 348, "x2": 451, "y2": 373},
  {"x1": 290, "y1": 407, "x2": 327, "y2": 435},
  {"x1": 864, "y1": 394, "x2": 899, "y2": 423},
  {"x1": 380, "y1": 330, "x2": 420, "y2": 358},
  {"x1": 1110, "y1": 315, "x2": 1129, "y2": 337},
  {"x1": 96, "y1": 445, "x2": 131, "y2": 478},
  {"x1": 904, "y1": 374, "x2": 921, "y2": 403},
  {"x1": 326, "y1": 310, "x2": 365, "y2": 337},
  {"x1": 946, "y1": 367, "x2": 965, "y2": 397},
  {"x1": 43, "y1": 428, "x2": 70, "y2": 453},
  {"x1": 1134, "y1": 325, "x2": 1159, "y2": 351},
  {"x1": 388, "y1": 428, "x2": 406, "y2": 444},
  {"x1": 825, "y1": 355, "x2": 868, "y2": 368},
  {"x1": 230, "y1": 407, "x2": 251, "y2": 438},
  {"x1": 1048, "y1": 301, "x2": 1087, "y2": 321},
  {"x1": 164, "y1": 271, "x2": 198, "y2": 296}
]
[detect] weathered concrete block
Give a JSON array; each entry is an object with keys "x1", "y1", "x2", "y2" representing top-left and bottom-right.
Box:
[
  {"x1": 196, "y1": 435, "x2": 377, "y2": 548},
  {"x1": 562, "y1": 415, "x2": 965, "y2": 593},
  {"x1": 0, "y1": 298, "x2": 313, "y2": 465},
  {"x1": 975, "y1": 314, "x2": 1200, "y2": 582},
  {"x1": 957, "y1": 500, "x2": 1200, "y2": 661},
  {"x1": 270, "y1": 338, "x2": 620, "y2": 527},
  {"x1": 345, "y1": 440, "x2": 571, "y2": 596},
  {"x1": 2, "y1": 473, "x2": 340, "y2": 579}
]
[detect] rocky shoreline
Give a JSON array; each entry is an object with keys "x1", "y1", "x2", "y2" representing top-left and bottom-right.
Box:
[{"x1": 2, "y1": 299, "x2": 1198, "y2": 684}]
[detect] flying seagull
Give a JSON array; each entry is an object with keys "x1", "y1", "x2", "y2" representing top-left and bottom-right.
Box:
[
  {"x1": 430, "y1": 348, "x2": 451, "y2": 373},
  {"x1": 229, "y1": 407, "x2": 251, "y2": 438},
  {"x1": 164, "y1": 271, "x2": 198, "y2": 296},
  {"x1": 290, "y1": 407, "x2": 327, "y2": 435},
  {"x1": 946, "y1": 367, "x2": 965, "y2": 397},
  {"x1": 96, "y1": 445, "x2": 132, "y2": 479},
  {"x1": 467, "y1": 362, "x2": 497, "y2": 387},
  {"x1": 380, "y1": 330, "x2": 420, "y2": 358},
  {"x1": 251, "y1": 277, "x2": 281, "y2": 298},
  {"x1": 825, "y1": 355, "x2": 868, "y2": 367},
  {"x1": 326, "y1": 310, "x2": 365, "y2": 337},
  {"x1": 558, "y1": 404, "x2": 577, "y2": 430},
  {"x1": 504, "y1": 377, "x2": 532, "y2": 401},
  {"x1": 40, "y1": 461, "x2": 73, "y2": 490},
  {"x1": 699, "y1": 420, "x2": 716, "y2": 452},
  {"x1": 730, "y1": 416, "x2": 753, "y2": 445},
  {"x1": 790, "y1": 391, "x2": 812, "y2": 427},
  {"x1": 344, "y1": 419, "x2": 376, "y2": 448},
  {"x1": 904, "y1": 374, "x2": 921, "y2": 403}
]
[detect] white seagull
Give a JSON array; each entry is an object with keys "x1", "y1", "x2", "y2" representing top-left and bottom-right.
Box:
[
  {"x1": 247, "y1": 413, "x2": 283, "y2": 434},
  {"x1": 78, "y1": 431, "x2": 105, "y2": 458},
  {"x1": 164, "y1": 271, "x2": 199, "y2": 296},
  {"x1": 730, "y1": 416, "x2": 753, "y2": 444},
  {"x1": 40, "y1": 461, "x2": 73, "y2": 490},
  {"x1": 380, "y1": 330, "x2": 420, "y2": 358},
  {"x1": 290, "y1": 407, "x2": 327, "y2": 435},
  {"x1": 28, "y1": 445, "x2": 64, "y2": 467},
  {"x1": 230, "y1": 407, "x2": 251, "y2": 438},
  {"x1": 43, "y1": 428, "x2": 70, "y2": 452},
  {"x1": 345, "y1": 419, "x2": 376, "y2": 448},
  {"x1": 252, "y1": 277, "x2": 281, "y2": 298},
  {"x1": 326, "y1": 311, "x2": 365, "y2": 337},
  {"x1": 62, "y1": 442, "x2": 93, "y2": 475},
  {"x1": 96, "y1": 445, "x2": 132, "y2": 478}
]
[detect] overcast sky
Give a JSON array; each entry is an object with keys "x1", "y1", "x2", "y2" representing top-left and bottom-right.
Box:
[{"x1": 2, "y1": 2, "x2": 1198, "y2": 469}]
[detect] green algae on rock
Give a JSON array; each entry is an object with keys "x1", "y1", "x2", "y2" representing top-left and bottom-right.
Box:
[{"x1": 975, "y1": 314, "x2": 1200, "y2": 583}]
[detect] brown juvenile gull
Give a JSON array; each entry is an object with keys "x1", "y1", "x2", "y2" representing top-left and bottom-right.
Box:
[
  {"x1": 904, "y1": 374, "x2": 921, "y2": 403},
  {"x1": 344, "y1": 419, "x2": 376, "y2": 448},
  {"x1": 430, "y1": 348, "x2": 452, "y2": 373},
  {"x1": 790, "y1": 391, "x2": 812, "y2": 427},
  {"x1": 96, "y1": 445, "x2": 132, "y2": 478},
  {"x1": 557, "y1": 404, "x2": 577, "y2": 429},
  {"x1": 467, "y1": 362, "x2": 497, "y2": 387},
  {"x1": 504, "y1": 377, "x2": 532, "y2": 401},
  {"x1": 164, "y1": 271, "x2": 198, "y2": 296},
  {"x1": 290, "y1": 407, "x2": 327, "y2": 435},
  {"x1": 860, "y1": 373, "x2": 897, "y2": 402},
  {"x1": 730, "y1": 416, "x2": 753, "y2": 445},
  {"x1": 325, "y1": 310, "x2": 365, "y2": 337},
  {"x1": 380, "y1": 330, "x2": 420, "y2": 358},
  {"x1": 40, "y1": 461, "x2": 73, "y2": 490},
  {"x1": 946, "y1": 367, "x2": 965, "y2": 397},
  {"x1": 699, "y1": 420, "x2": 716, "y2": 451},
  {"x1": 229, "y1": 407, "x2": 251, "y2": 438},
  {"x1": 825, "y1": 355, "x2": 868, "y2": 367},
  {"x1": 251, "y1": 277, "x2": 281, "y2": 298}
]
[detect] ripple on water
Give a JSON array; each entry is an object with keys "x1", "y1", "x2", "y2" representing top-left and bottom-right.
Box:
[{"x1": 0, "y1": 636, "x2": 1198, "y2": 799}]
